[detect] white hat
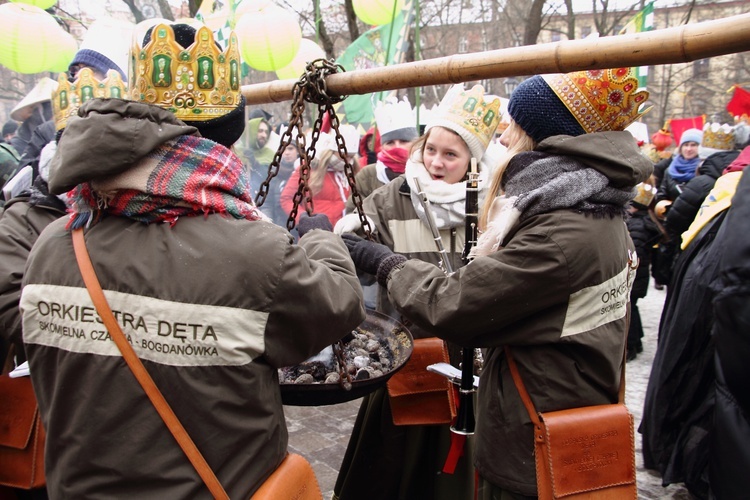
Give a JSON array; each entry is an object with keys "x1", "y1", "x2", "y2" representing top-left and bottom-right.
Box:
[
  {"x1": 699, "y1": 122, "x2": 735, "y2": 159},
  {"x1": 321, "y1": 125, "x2": 360, "y2": 156},
  {"x1": 426, "y1": 83, "x2": 501, "y2": 162},
  {"x1": 69, "y1": 17, "x2": 134, "y2": 80},
  {"x1": 10, "y1": 78, "x2": 58, "y2": 121},
  {"x1": 374, "y1": 96, "x2": 418, "y2": 144}
]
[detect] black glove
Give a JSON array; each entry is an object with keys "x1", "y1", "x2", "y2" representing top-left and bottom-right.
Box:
[
  {"x1": 297, "y1": 213, "x2": 333, "y2": 237},
  {"x1": 341, "y1": 233, "x2": 406, "y2": 286}
]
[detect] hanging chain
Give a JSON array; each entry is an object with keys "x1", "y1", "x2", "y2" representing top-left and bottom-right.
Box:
[
  {"x1": 332, "y1": 340, "x2": 353, "y2": 391},
  {"x1": 254, "y1": 58, "x2": 372, "y2": 237},
  {"x1": 327, "y1": 105, "x2": 374, "y2": 239}
]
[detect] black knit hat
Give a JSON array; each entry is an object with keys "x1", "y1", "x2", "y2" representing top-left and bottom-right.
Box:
[
  {"x1": 507, "y1": 75, "x2": 585, "y2": 143},
  {"x1": 140, "y1": 23, "x2": 245, "y2": 149}
]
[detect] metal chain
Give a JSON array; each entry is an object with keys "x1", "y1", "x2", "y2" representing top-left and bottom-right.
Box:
[
  {"x1": 333, "y1": 340, "x2": 353, "y2": 391},
  {"x1": 326, "y1": 104, "x2": 374, "y2": 239},
  {"x1": 254, "y1": 58, "x2": 372, "y2": 237}
]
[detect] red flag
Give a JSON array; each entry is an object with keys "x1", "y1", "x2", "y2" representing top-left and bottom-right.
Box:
[
  {"x1": 669, "y1": 116, "x2": 705, "y2": 145},
  {"x1": 727, "y1": 86, "x2": 750, "y2": 120}
]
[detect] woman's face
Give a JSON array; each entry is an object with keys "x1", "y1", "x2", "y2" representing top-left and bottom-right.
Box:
[
  {"x1": 680, "y1": 141, "x2": 699, "y2": 160},
  {"x1": 499, "y1": 119, "x2": 525, "y2": 148},
  {"x1": 423, "y1": 127, "x2": 471, "y2": 184}
]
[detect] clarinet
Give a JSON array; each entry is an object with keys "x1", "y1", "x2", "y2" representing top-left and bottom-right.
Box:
[{"x1": 452, "y1": 158, "x2": 479, "y2": 436}]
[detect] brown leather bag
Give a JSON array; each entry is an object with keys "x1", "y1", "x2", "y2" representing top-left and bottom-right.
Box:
[
  {"x1": 386, "y1": 337, "x2": 457, "y2": 426},
  {"x1": 0, "y1": 371, "x2": 46, "y2": 489},
  {"x1": 251, "y1": 453, "x2": 322, "y2": 500},
  {"x1": 506, "y1": 348, "x2": 636, "y2": 499}
]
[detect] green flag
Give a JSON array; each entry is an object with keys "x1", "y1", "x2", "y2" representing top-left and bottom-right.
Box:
[
  {"x1": 619, "y1": 1, "x2": 655, "y2": 88},
  {"x1": 335, "y1": 0, "x2": 415, "y2": 130}
]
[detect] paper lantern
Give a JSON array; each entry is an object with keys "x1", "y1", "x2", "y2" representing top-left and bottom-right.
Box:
[
  {"x1": 10, "y1": 0, "x2": 58, "y2": 9},
  {"x1": 651, "y1": 128, "x2": 674, "y2": 152},
  {"x1": 236, "y1": 5, "x2": 301, "y2": 72},
  {"x1": 275, "y1": 38, "x2": 326, "y2": 81},
  {"x1": 198, "y1": 0, "x2": 271, "y2": 31},
  {"x1": 0, "y1": 3, "x2": 78, "y2": 74},
  {"x1": 352, "y1": 0, "x2": 404, "y2": 26}
]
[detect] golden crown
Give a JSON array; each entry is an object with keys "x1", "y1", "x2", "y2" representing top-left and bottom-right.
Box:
[
  {"x1": 130, "y1": 23, "x2": 242, "y2": 122},
  {"x1": 701, "y1": 123, "x2": 735, "y2": 150},
  {"x1": 543, "y1": 68, "x2": 650, "y2": 134},
  {"x1": 433, "y1": 84, "x2": 502, "y2": 151},
  {"x1": 51, "y1": 68, "x2": 128, "y2": 131}
]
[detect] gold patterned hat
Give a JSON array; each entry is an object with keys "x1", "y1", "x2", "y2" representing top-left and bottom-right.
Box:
[
  {"x1": 699, "y1": 122, "x2": 736, "y2": 159},
  {"x1": 52, "y1": 68, "x2": 128, "y2": 131},
  {"x1": 543, "y1": 68, "x2": 650, "y2": 134},
  {"x1": 130, "y1": 23, "x2": 242, "y2": 123},
  {"x1": 426, "y1": 84, "x2": 502, "y2": 161}
]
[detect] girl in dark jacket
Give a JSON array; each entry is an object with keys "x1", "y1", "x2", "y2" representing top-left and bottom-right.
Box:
[
  {"x1": 625, "y1": 179, "x2": 661, "y2": 360},
  {"x1": 341, "y1": 67, "x2": 652, "y2": 498}
]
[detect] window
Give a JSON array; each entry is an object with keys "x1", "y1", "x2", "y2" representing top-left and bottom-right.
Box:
[
  {"x1": 693, "y1": 59, "x2": 710, "y2": 79},
  {"x1": 551, "y1": 32, "x2": 561, "y2": 42},
  {"x1": 581, "y1": 26, "x2": 592, "y2": 38},
  {"x1": 458, "y1": 36, "x2": 468, "y2": 53}
]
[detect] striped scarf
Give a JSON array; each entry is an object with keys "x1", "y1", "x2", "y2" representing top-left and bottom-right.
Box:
[{"x1": 67, "y1": 136, "x2": 268, "y2": 229}]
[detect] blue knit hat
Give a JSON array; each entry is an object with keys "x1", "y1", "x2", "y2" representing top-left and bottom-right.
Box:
[
  {"x1": 68, "y1": 18, "x2": 133, "y2": 80},
  {"x1": 679, "y1": 128, "x2": 703, "y2": 147},
  {"x1": 507, "y1": 75, "x2": 585, "y2": 143}
]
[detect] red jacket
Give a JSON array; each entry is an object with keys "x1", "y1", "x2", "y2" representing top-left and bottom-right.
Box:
[{"x1": 281, "y1": 168, "x2": 351, "y2": 226}]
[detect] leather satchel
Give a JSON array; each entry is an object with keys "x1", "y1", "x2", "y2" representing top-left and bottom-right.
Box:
[
  {"x1": 0, "y1": 371, "x2": 46, "y2": 489},
  {"x1": 387, "y1": 337, "x2": 457, "y2": 426},
  {"x1": 251, "y1": 453, "x2": 322, "y2": 500},
  {"x1": 506, "y1": 348, "x2": 636, "y2": 499}
]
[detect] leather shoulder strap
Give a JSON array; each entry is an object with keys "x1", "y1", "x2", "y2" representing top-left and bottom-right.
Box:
[
  {"x1": 71, "y1": 228, "x2": 229, "y2": 500},
  {"x1": 505, "y1": 343, "x2": 627, "y2": 424}
]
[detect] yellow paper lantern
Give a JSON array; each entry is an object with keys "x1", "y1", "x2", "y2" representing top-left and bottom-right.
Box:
[
  {"x1": 236, "y1": 5, "x2": 301, "y2": 72},
  {"x1": 352, "y1": 0, "x2": 404, "y2": 26},
  {"x1": 10, "y1": 0, "x2": 58, "y2": 9},
  {"x1": 275, "y1": 38, "x2": 326, "y2": 81},
  {"x1": 0, "y1": 3, "x2": 78, "y2": 74}
]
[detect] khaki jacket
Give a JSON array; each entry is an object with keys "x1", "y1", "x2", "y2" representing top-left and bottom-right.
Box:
[
  {"x1": 385, "y1": 131, "x2": 651, "y2": 494},
  {"x1": 21, "y1": 99, "x2": 365, "y2": 499}
]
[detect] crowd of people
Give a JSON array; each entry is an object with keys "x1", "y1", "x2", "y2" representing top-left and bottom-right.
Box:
[{"x1": 1, "y1": 18, "x2": 749, "y2": 500}]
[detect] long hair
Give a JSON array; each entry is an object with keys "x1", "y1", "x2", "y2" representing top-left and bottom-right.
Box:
[
  {"x1": 307, "y1": 149, "x2": 360, "y2": 195},
  {"x1": 479, "y1": 120, "x2": 537, "y2": 230}
]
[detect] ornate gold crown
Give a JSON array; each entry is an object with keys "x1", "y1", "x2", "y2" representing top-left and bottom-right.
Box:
[
  {"x1": 130, "y1": 23, "x2": 242, "y2": 122},
  {"x1": 431, "y1": 84, "x2": 502, "y2": 154},
  {"x1": 543, "y1": 68, "x2": 650, "y2": 134},
  {"x1": 51, "y1": 68, "x2": 128, "y2": 131},
  {"x1": 701, "y1": 123, "x2": 735, "y2": 150}
]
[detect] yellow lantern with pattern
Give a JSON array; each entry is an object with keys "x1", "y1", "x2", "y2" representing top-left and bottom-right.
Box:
[
  {"x1": 0, "y1": 2, "x2": 77, "y2": 74},
  {"x1": 236, "y1": 5, "x2": 302, "y2": 72},
  {"x1": 352, "y1": 0, "x2": 405, "y2": 26}
]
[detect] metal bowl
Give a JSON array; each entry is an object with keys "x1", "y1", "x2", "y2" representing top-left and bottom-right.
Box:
[{"x1": 280, "y1": 310, "x2": 414, "y2": 406}]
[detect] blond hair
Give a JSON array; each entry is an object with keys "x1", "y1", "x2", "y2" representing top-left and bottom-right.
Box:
[
  {"x1": 307, "y1": 149, "x2": 360, "y2": 194},
  {"x1": 479, "y1": 120, "x2": 537, "y2": 230}
]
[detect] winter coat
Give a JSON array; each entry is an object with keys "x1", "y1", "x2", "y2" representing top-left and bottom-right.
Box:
[
  {"x1": 626, "y1": 209, "x2": 661, "y2": 299},
  {"x1": 20, "y1": 99, "x2": 365, "y2": 499},
  {"x1": 0, "y1": 187, "x2": 65, "y2": 360},
  {"x1": 280, "y1": 166, "x2": 351, "y2": 227},
  {"x1": 665, "y1": 150, "x2": 740, "y2": 240},
  {"x1": 710, "y1": 169, "x2": 750, "y2": 498},
  {"x1": 383, "y1": 131, "x2": 651, "y2": 495},
  {"x1": 641, "y1": 171, "x2": 744, "y2": 499},
  {"x1": 344, "y1": 163, "x2": 385, "y2": 213},
  {"x1": 0, "y1": 142, "x2": 20, "y2": 191}
]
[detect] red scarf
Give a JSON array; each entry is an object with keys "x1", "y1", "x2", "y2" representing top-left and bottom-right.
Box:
[{"x1": 377, "y1": 147, "x2": 409, "y2": 174}]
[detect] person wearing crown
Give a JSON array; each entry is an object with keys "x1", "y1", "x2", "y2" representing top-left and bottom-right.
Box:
[
  {"x1": 19, "y1": 22, "x2": 365, "y2": 499},
  {"x1": 334, "y1": 83, "x2": 502, "y2": 500},
  {"x1": 340, "y1": 96, "x2": 418, "y2": 217},
  {"x1": 338, "y1": 68, "x2": 652, "y2": 498}
]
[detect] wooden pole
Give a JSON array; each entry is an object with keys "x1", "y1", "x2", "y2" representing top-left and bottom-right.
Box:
[{"x1": 241, "y1": 12, "x2": 750, "y2": 105}]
